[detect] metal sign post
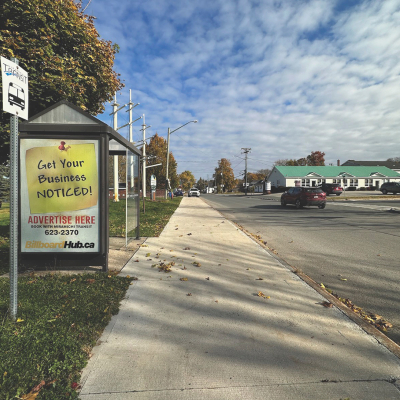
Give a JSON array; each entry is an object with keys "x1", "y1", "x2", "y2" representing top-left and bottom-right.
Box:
[
  {"x1": 9, "y1": 112, "x2": 18, "y2": 321},
  {"x1": 2, "y1": 56, "x2": 29, "y2": 320}
]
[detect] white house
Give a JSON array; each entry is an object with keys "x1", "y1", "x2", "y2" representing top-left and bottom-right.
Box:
[{"x1": 267, "y1": 166, "x2": 400, "y2": 189}]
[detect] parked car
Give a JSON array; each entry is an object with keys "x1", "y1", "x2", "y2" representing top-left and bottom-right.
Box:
[
  {"x1": 188, "y1": 188, "x2": 200, "y2": 197},
  {"x1": 281, "y1": 187, "x2": 326, "y2": 209},
  {"x1": 174, "y1": 189, "x2": 184, "y2": 196},
  {"x1": 319, "y1": 183, "x2": 343, "y2": 196},
  {"x1": 380, "y1": 182, "x2": 400, "y2": 194}
]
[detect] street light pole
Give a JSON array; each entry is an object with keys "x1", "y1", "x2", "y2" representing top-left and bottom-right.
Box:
[{"x1": 165, "y1": 120, "x2": 197, "y2": 199}]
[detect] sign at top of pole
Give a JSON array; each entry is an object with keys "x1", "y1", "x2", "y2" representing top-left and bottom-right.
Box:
[{"x1": 1, "y1": 56, "x2": 29, "y2": 120}]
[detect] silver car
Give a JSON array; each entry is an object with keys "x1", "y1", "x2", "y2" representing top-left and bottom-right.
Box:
[{"x1": 188, "y1": 188, "x2": 200, "y2": 197}]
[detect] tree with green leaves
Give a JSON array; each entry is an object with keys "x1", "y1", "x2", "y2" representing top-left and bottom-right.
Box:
[
  {"x1": 214, "y1": 158, "x2": 236, "y2": 192},
  {"x1": 196, "y1": 177, "x2": 207, "y2": 191},
  {"x1": 146, "y1": 133, "x2": 178, "y2": 190},
  {"x1": 0, "y1": 0, "x2": 123, "y2": 164},
  {"x1": 179, "y1": 171, "x2": 196, "y2": 191}
]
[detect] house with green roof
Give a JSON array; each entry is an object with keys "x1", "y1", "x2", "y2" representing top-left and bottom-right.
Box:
[{"x1": 267, "y1": 166, "x2": 400, "y2": 190}]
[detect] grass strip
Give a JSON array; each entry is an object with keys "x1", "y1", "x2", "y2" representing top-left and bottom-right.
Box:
[
  {"x1": 109, "y1": 197, "x2": 182, "y2": 237},
  {"x1": 0, "y1": 272, "x2": 135, "y2": 399},
  {"x1": 0, "y1": 197, "x2": 182, "y2": 398}
]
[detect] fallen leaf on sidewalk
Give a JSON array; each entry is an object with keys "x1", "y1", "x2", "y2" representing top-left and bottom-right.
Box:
[
  {"x1": 183, "y1": 247, "x2": 190, "y2": 250},
  {"x1": 192, "y1": 262, "x2": 201, "y2": 267},
  {"x1": 187, "y1": 233, "x2": 192, "y2": 236},
  {"x1": 205, "y1": 277, "x2": 210, "y2": 280},
  {"x1": 257, "y1": 291, "x2": 270, "y2": 299},
  {"x1": 187, "y1": 293, "x2": 192, "y2": 296},
  {"x1": 322, "y1": 301, "x2": 333, "y2": 308},
  {"x1": 146, "y1": 253, "x2": 151, "y2": 257},
  {"x1": 180, "y1": 278, "x2": 188, "y2": 281},
  {"x1": 256, "y1": 278, "x2": 263, "y2": 280},
  {"x1": 339, "y1": 278, "x2": 347, "y2": 281}
]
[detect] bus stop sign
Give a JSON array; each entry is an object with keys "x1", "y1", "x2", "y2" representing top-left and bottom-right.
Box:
[{"x1": 1, "y1": 56, "x2": 29, "y2": 120}]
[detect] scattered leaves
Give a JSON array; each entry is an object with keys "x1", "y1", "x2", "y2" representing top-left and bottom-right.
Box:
[{"x1": 319, "y1": 284, "x2": 393, "y2": 331}]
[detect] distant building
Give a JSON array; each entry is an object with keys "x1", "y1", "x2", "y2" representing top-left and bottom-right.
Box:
[
  {"x1": 341, "y1": 160, "x2": 400, "y2": 173},
  {"x1": 267, "y1": 166, "x2": 400, "y2": 190}
]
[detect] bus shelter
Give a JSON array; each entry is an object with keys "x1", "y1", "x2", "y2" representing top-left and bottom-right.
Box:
[{"x1": 18, "y1": 100, "x2": 141, "y2": 272}]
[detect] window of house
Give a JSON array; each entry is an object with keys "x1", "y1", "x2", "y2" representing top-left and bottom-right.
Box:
[
  {"x1": 365, "y1": 179, "x2": 372, "y2": 186},
  {"x1": 349, "y1": 179, "x2": 358, "y2": 186}
]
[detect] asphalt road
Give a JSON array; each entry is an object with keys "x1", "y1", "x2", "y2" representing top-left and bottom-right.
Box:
[{"x1": 202, "y1": 193, "x2": 400, "y2": 345}]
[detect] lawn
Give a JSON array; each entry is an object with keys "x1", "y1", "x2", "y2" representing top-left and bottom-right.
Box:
[
  {"x1": 0, "y1": 196, "x2": 182, "y2": 398},
  {"x1": 109, "y1": 196, "x2": 182, "y2": 237}
]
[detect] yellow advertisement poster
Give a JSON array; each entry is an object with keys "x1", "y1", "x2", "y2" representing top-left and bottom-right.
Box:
[
  {"x1": 25, "y1": 142, "x2": 98, "y2": 214},
  {"x1": 20, "y1": 138, "x2": 100, "y2": 253}
]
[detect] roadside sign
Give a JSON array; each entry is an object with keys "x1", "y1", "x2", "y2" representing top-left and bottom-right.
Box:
[
  {"x1": 1, "y1": 56, "x2": 29, "y2": 120},
  {"x1": 151, "y1": 174, "x2": 157, "y2": 190}
]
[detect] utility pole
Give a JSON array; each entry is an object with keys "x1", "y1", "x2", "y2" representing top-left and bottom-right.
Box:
[
  {"x1": 242, "y1": 148, "x2": 251, "y2": 196},
  {"x1": 112, "y1": 94, "x2": 119, "y2": 202}
]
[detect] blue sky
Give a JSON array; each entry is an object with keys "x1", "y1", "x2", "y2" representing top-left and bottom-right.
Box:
[{"x1": 86, "y1": 0, "x2": 400, "y2": 180}]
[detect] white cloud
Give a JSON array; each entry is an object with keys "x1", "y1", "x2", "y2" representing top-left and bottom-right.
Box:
[{"x1": 88, "y1": 0, "x2": 400, "y2": 179}]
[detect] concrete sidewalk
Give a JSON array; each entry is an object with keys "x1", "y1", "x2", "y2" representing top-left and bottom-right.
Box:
[{"x1": 79, "y1": 197, "x2": 400, "y2": 399}]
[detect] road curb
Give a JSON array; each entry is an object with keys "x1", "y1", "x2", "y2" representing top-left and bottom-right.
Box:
[{"x1": 201, "y1": 198, "x2": 400, "y2": 360}]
